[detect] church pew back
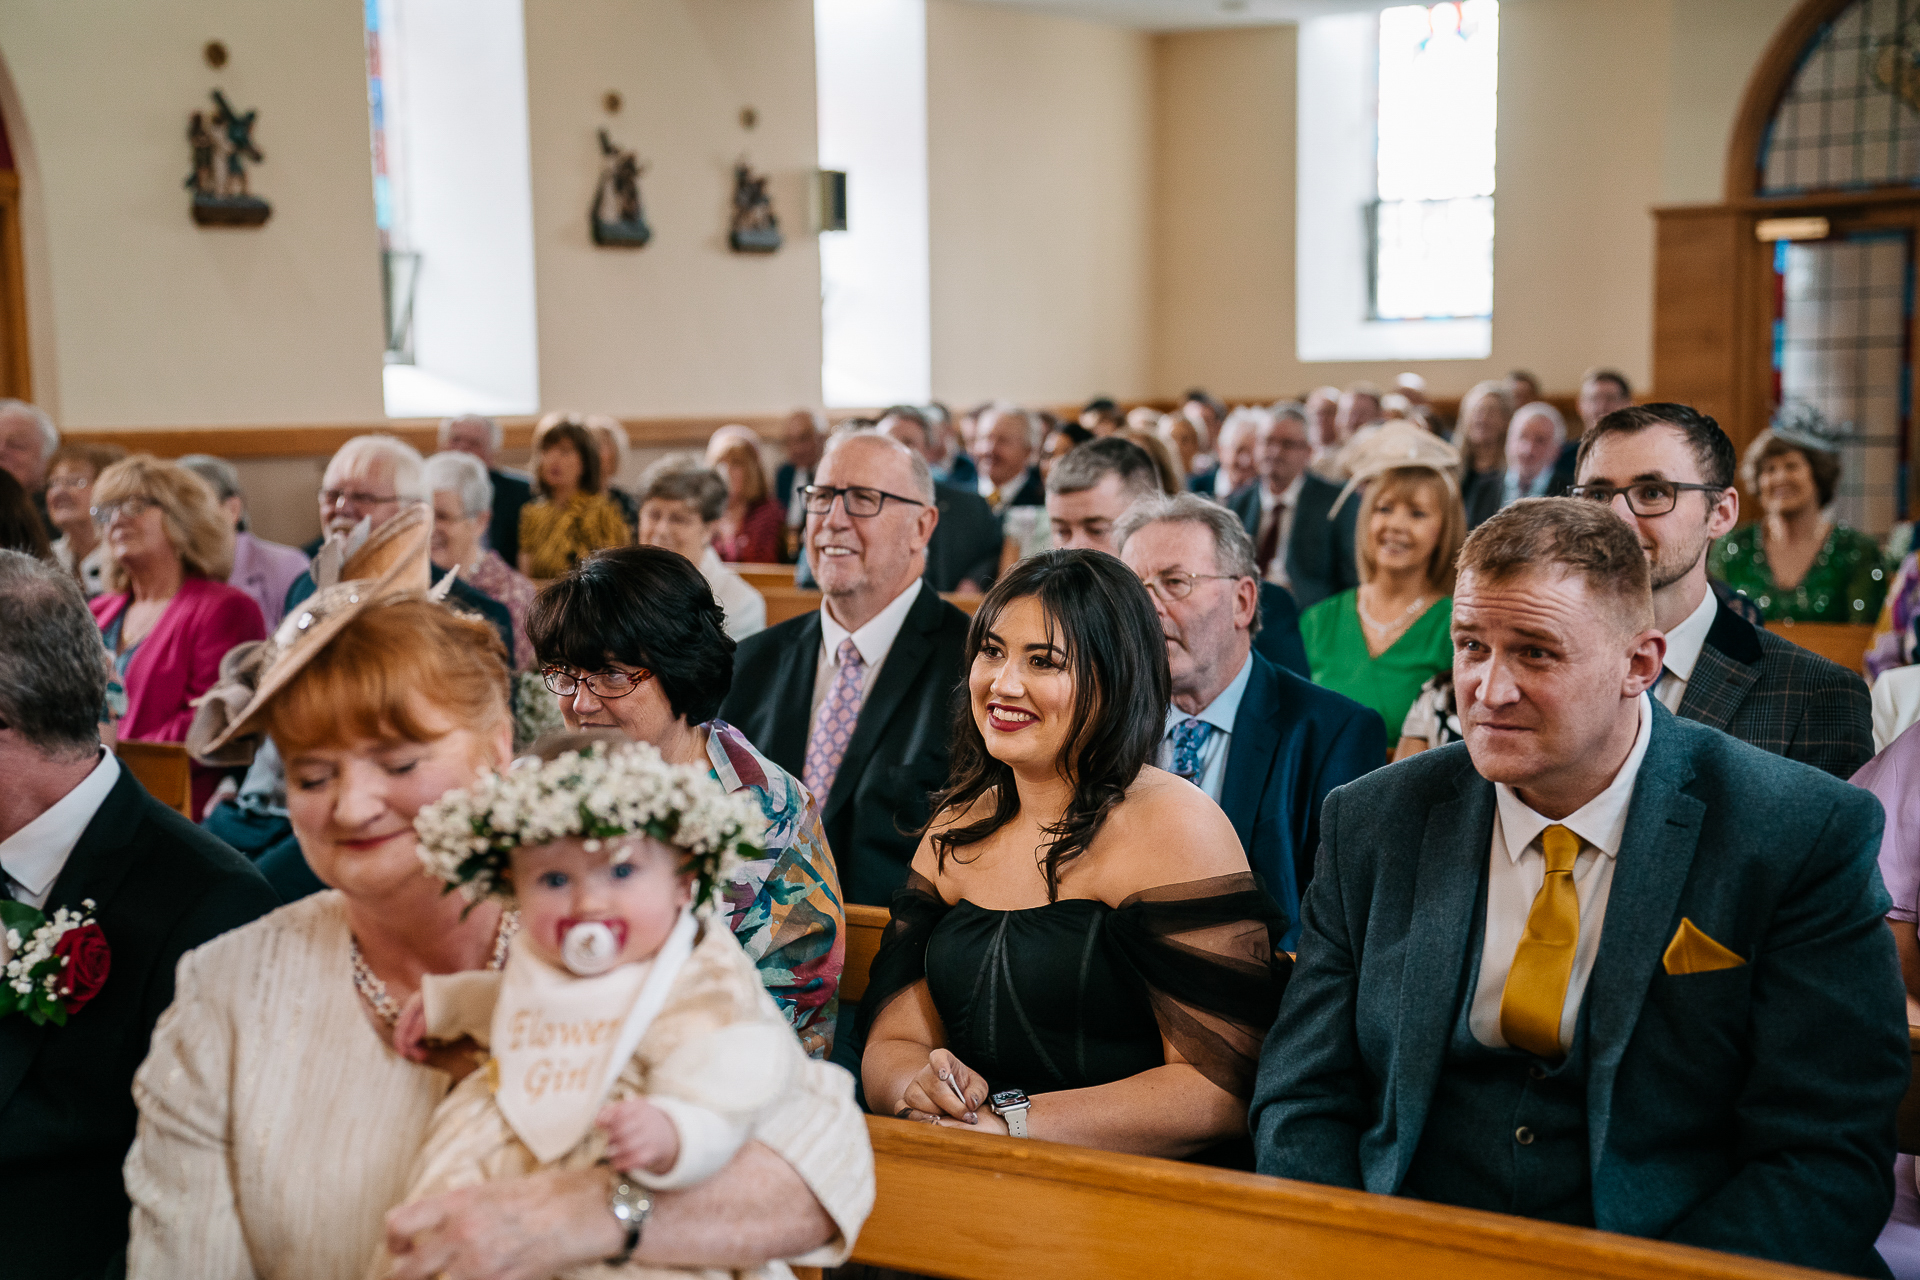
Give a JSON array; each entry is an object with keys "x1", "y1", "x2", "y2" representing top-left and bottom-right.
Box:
[
  {"x1": 1763, "y1": 621, "x2": 1875, "y2": 675},
  {"x1": 115, "y1": 740, "x2": 193, "y2": 818},
  {"x1": 841, "y1": 903, "x2": 889, "y2": 1003},
  {"x1": 848, "y1": 1117, "x2": 1838, "y2": 1280},
  {"x1": 733, "y1": 562, "x2": 795, "y2": 591}
]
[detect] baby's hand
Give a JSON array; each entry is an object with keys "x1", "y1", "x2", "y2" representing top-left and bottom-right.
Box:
[
  {"x1": 597, "y1": 1098, "x2": 680, "y2": 1176},
  {"x1": 391, "y1": 993, "x2": 430, "y2": 1063}
]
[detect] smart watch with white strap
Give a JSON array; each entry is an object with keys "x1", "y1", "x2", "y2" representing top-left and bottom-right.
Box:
[{"x1": 990, "y1": 1088, "x2": 1031, "y2": 1138}]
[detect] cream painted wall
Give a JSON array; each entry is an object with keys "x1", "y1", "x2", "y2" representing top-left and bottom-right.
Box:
[
  {"x1": 0, "y1": 1, "x2": 388, "y2": 428},
  {"x1": 1661, "y1": 0, "x2": 1797, "y2": 204},
  {"x1": 1153, "y1": 0, "x2": 1683, "y2": 400},
  {"x1": 522, "y1": 0, "x2": 823, "y2": 417},
  {"x1": 926, "y1": 0, "x2": 1155, "y2": 405}
]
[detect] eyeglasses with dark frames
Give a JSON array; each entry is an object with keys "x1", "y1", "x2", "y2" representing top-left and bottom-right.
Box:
[
  {"x1": 1567, "y1": 480, "x2": 1727, "y2": 517},
  {"x1": 800, "y1": 484, "x2": 927, "y2": 517},
  {"x1": 540, "y1": 666, "x2": 653, "y2": 699}
]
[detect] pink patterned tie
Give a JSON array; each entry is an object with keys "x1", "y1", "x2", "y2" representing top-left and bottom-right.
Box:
[{"x1": 804, "y1": 639, "x2": 868, "y2": 802}]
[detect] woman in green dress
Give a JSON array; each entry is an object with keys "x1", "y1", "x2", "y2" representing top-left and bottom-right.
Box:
[
  {"x1": 1300, "y1": 445, "x2": 1466, "y2": 738},
  {"x1": 1710, "y1": 424, "x2": 1887, "y2": 624}
]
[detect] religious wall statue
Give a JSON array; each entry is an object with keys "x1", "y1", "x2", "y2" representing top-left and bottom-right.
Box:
[
  {"x1": 591, "y1": 128, "x2": 651, "y2": 248},
  {"x1": 728, "y1": 161, "x2": 781, "y2": 254},
  {"x1": 187, "y1": 89, "x2": 271, "y2": 227}
]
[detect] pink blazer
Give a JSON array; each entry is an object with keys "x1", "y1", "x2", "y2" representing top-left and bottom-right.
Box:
[{"x1": 92, "y1": 577, "x2": 266, "y2": 813}]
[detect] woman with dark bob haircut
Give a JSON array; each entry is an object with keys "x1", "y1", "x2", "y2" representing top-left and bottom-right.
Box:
[
  {"x1": 859, "y1": 549, "x2": 1290, "y2": 1164},
  {"x1": 526, "y1": 545, "x2": 845, "y2": 1058}
]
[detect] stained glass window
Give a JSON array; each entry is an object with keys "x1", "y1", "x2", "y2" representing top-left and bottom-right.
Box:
[
  {"x1": 1372, "y1": 1, "x2": 1499, "y2": 321},
  {"x1": 1760, "y1": 0, "x2": 1920, "y2": 195}
]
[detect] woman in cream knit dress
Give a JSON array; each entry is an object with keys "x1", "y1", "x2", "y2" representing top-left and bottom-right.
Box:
[{"x1": 124, "y1": 590, "x2": 871, "y2": 1280}]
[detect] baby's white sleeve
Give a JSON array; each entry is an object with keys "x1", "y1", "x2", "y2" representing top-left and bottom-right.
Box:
[
  {"x1": 419, "y1": 970, "x2": 503, "y2": 1046},
  {"x1": 630, "y1": 1021, "x2": 797, "y2": 1190}
]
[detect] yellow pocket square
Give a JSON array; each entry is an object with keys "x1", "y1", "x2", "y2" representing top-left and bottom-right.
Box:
[{"x1": 1662, "y1": 918, "x2": 1746, "y2": 975}]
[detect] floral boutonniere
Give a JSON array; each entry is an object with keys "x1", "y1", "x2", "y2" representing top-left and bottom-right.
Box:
[{"x1": 0, "y1": 899, "x2": 111, "y2": 1027}]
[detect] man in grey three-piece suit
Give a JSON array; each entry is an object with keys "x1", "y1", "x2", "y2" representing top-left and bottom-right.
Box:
[{"x1": 1251, "y1": 498, "x2": 1907, "y2": 1277}]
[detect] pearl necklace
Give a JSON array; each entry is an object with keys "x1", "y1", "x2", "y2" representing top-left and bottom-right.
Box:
[
  {"x1": 350, "y1": 910, "x2": 519, "y2": 1027},
  {"x1": 1358, "y1": 588, "x2": 1428, "y2": 636}
]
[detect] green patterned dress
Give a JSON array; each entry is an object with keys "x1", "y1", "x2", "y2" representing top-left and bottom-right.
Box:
[{"x1": 1709, "y1": 522, "x2": 1889, "y2": 623}]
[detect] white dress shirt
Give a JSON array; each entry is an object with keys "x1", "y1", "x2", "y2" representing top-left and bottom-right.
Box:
[
  {"x1": 1468, "y1": 694, "x2": 1652, "y2": 1053},
  {"x1": 698, "y1": 547, "x2": 767, "y2": 641},
  {"x1": 978, "y1": 470, "x2": 1028, "y2": 513},
  {"x1": 0, "y1": 751, "x2": 121, "y2": 909},
  {"x1": 811, "y1": 579, "x2": 925, "y2": 726},
  {"x1": 1257, "y1": 473, "x2": 1306, "y2": 587},
  {"x1": 1653, "y1": 587, "x2": 1718, "y2": 713},
  {"x1": 1157, "y1": 653, "x2": 1254, "y2": 802}
]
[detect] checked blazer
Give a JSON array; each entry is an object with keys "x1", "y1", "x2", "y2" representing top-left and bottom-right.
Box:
[{"x1": 1678, "y1": 592, "x2": 1873, "y2": 780}]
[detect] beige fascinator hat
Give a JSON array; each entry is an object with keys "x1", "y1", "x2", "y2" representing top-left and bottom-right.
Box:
[
  {"x1": 187, "y1": 506, "x2": 445, "y2": 765},
  {"x1": 1330, "y1": 418, "x2": 1462, "y2": 516}
]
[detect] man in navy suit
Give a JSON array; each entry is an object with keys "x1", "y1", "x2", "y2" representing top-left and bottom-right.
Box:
[
  {"x1": 971, "y1": 403, "x2": 1046, "y2": 514},
  {"x1": 1252, "y1": 498, "x2": 1906, "y2": 1276},
  {"x1": 773, "y1": 408, "x2": 827, "y2": 544},
  {"x1": 1049, "y1": 437, "x2": 1309, "y2": 679},
  {"x1": 1228, "y1": 405, "x2": 1358, "y2": 610},
  {"x1": 1117, "y1": 493, "x2": 1383, "y2": 945}
]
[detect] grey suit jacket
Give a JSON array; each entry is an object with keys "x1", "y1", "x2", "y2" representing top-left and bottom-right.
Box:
[
  {"x1": 1679, "y1": 593, "x2": 1873, "y2": 780},
  {"x1": 1251, "y1": 704, "x2": 1906, "y2": 1276}
]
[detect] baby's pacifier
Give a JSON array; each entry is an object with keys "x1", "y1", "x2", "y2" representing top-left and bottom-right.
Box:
[{"x1": 559, "y1": 918, "x2": 628, "y2": 976}]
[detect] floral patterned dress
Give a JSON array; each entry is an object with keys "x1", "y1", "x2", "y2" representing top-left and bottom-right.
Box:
[
  {"x1": 1710, "y1": 522, "x2": 1889, "y2": 624},
  {"x1": 703, "y1": 719, "x2": 845, "y2": 1059}
]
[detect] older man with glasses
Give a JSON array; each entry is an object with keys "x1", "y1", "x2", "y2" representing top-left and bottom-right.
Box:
[
  {"x1": 1570, "y1": 402, "x2": 1870, "y2": 779},
  {"x1": 1118, "y1": 494, "x2": 1383, "y2": 945},
  {"x1": 720, "y1": 430, "x2": 972, "y2": 908}
]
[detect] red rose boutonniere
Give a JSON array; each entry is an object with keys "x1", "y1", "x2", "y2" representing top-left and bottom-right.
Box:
[{"x1": 0, "y1": 898, "x2": 111, "y2": 1026}]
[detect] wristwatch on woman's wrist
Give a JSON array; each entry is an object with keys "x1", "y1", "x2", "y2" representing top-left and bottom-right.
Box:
[
  {"x1": 990, "y1": 1088, "x2": 1031, "y2": 1138},
  {"x1": 607, "y1": 1175, "x2": 654, "y2": 1264}
]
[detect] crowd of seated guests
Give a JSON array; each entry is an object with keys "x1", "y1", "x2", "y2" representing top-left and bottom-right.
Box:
[{"x1": 17, "y1": 369, "x2": 1920, "y2": 1279}]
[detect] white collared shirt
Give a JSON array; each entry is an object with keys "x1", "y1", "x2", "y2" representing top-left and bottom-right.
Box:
[
  {"x1": 0, "y1": 751, "x2": 121, "y2": 909},
  {"x1": 811, "y1": 579, "x2": 925, "y2": 726},
  {"x1": 1157, "y1": 653, "x2": 1255, "y2": 803},
  {"x1": 1468, "y1": 695, "x2": 1653, "y2": 1053},
  {"x1": 1257, "y1": 473, "x2": 1306, "y2": 587},
  {"x1": 1654, "y1": 587, "x2": 1717, "y2": 714},
  {"x1": 978, "y1": 470, "x2": 1026, "y2": 512}
]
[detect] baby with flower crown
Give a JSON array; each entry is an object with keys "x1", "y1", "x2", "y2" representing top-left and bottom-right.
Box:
[{"x1": 371, "y1": 736, "x2": 817, "y2": 1280}]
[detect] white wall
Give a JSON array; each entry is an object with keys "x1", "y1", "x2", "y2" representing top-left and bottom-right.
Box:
[
  {"x1": 816, "y1": 0, "x2": 932, "y2": 409},
  {"x1": 386, "y1": 0, "x2": 541, "y2": 415}
]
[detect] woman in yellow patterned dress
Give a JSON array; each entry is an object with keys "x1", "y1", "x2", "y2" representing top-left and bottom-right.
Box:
[{"x1": 518, "y1": 420, "x2": 631, "y2": 580}]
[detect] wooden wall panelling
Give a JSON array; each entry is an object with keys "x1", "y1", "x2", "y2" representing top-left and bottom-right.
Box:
[
  {"x1": 0, "y1": 172, "x2": 29, "y2": 401},
  {"x1": 1652, "y1": 206, "x2": 1758, "y2": 443}
]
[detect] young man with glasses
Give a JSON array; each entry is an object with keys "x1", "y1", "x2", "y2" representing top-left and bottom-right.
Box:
[
  {"x1": 1571, "y1": 403, "x2": 1871, "y2": 779},
  {"x1": 1116, "y1": 493, "x2": 1383, "y2": 945},
  {"x1": 719, "y1": 431, "x2": 972, "y2": 908}
]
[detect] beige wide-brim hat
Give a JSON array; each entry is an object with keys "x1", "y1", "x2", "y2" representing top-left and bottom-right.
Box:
[
  {"x1": 1330, "y1": 418, "x2": 1463, "y2": 516},
  {"x1": 187, "y1": 507, "x2": 437, "y2": 765}
]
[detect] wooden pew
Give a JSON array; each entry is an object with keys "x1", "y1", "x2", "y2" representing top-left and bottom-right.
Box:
[
  {"x1": 844, "y1": 1117, "x2": 1834, "y2": 1280},
  {"x1": 842, "y1": 903, "x2": 889, "y2": 1003},
  {"x1": 734, "y1": 562, "x2": 796, "y2": 592},
  {"x1": 941, "y1": 592, "x2": 985, "y2": 616},
  {"x1": 115, "y1": 740, "x2": 193, "y2": 818},
  {"x1": 762, "y1": 586, "x2": 824, "y2": 628},
  {"x1": 1764, "y1": 621, "x2": 1875, "y2": 676}
]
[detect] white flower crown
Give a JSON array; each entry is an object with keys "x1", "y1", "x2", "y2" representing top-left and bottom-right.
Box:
[{"x1": 413, "y1": 741, "x2": 766, "y2": 910}]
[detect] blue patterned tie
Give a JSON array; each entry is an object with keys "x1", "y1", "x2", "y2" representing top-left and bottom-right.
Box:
[{"x1": 1169, "y1": 718, "x2": 1214, "y2": 783}]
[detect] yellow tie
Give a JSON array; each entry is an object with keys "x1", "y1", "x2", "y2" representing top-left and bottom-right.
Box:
[{"x1": 1498, "y1": 823, "x2": 1582, "y2": 1059}]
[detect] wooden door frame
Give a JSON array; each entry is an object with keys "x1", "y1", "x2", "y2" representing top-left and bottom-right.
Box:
[{"x1": 0, "y1": 169, "x2": 29, "y2": 402}]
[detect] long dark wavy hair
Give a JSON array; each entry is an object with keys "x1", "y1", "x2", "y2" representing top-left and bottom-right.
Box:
[{"x1": 929, "y1": 549, "x2": 1171, "y2": 900}]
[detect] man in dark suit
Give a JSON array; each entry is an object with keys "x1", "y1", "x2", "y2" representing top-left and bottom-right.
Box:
[
  {"x1": 971, "y1": 403, "x2": 1046, "y2": 514},
  {"x1": 1118, "y1": 494, "x2": 1382, "y2": 943},
  {"x1": 1572, "y1": 402, "x2": 1872, "y2": 778},
  {"x1": 720, "y1": 431, "x2": 972, "y2": 907},
  {"x1": 1252, "y1": 499, "x2": 1906, "y2": 1276},
  {"x1": 440, "y1": 413, "x2": 531, "y2": 570},
  {"x1": 1228, "y1": 406, "x2": 1359, "y2": 610},
  {"x1": 0, "y1": 550, "x2": 276, "y2": 1279},
  {"x1": 879, "y1": 408, "x2": 1002, "y2": 592},
  {"x1": 773, "y1": 407, "x2": 827, "y2": 550},
  {"x1": 1051, "y1": 436, "x2": 1309, "y2": 678}
]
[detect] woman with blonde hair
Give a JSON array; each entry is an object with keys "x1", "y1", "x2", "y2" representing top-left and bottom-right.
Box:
[
  {"x1": 128, "y1": 560, "x2": 872, "y2": 1278},
  {"x1": 88, "y1": 454, "x2": 265, "y2": 813},
  {"x1": 1299, "y1": 424, "x2": 1466, "y2": 740},
  {"x1": 706, "y1": 427, "x2": 784, "y2": 563}
]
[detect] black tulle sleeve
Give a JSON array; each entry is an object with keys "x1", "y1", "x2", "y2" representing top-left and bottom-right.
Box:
[
  {"x1": 854, "y1": 871, "x2": 952, "y2": 1042},
  {"x1": 1107, "y1": 872, "x2": 1292, "y2": 1099}
]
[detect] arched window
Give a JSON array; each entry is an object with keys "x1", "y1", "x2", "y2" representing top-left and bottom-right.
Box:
[{"x1": 1758, "y1": 0, "x2": 1920, "y2": 196}]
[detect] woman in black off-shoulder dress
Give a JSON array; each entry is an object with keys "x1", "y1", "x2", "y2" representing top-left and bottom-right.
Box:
[{"x1": 859, "y1": 549, "x2": 1291, "y2": 1164}]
